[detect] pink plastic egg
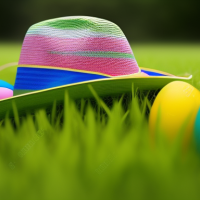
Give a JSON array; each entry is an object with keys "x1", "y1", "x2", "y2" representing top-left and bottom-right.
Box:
[{"x1": 0, "y1": 87, "x2": 13, "y2": 100}]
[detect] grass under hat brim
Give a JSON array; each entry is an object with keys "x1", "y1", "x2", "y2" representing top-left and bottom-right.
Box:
[{"x1": 0, "y1": 72, "x2": 192, "y2": 119}]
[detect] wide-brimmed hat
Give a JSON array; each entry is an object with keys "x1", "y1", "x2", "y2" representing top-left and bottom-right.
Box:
[{"x1": 0, "y1": 16, "x2": 192, "y2": 118}]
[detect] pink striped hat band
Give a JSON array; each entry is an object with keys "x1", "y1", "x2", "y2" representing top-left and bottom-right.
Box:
[{"x1": 13, "y1": 16, "x2": 174, "y2": 96}]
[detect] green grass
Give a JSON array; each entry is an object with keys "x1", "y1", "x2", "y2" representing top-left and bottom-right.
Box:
[
  {"x1": 0, "y1": 42, "x2": 21, "y2": 66},
  {"x1": 0, "y1": 43, "x2": 200, "y2": 200}
]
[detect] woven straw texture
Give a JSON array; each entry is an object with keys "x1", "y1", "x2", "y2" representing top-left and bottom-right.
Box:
[{"x1": 19, "y1": 16, "x2": 139, "y2": 76}]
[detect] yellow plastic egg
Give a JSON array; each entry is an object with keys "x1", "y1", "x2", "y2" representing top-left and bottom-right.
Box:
[{"x1": 149, "y1": 81, "x2": 200, "y2": 145}]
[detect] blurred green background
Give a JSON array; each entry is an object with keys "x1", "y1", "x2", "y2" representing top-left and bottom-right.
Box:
[{"x1": 0, "y1": 0, "x2": 199, "y2": 42}]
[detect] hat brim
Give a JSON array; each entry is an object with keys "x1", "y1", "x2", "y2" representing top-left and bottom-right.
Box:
[{"x1": 0, "y1": 67, "x2": 192, "y2": 119}]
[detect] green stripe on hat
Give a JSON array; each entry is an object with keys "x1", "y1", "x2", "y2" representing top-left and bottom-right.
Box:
[
  {"x1": 50, "y1": 51, "x2": 135, "y2": 59},
  {"x1": 29, "y1": 17, "x2": 125, "y2": 37}
]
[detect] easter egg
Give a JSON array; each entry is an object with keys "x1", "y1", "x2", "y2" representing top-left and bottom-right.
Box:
[
  {"x1": 0, "y1": 80, "x2": 14, "y2": 100},
  {"x1": 194, "y1": 108, "x2": 200, "y2": 152},
  {"x1": 149, "y1": 81, "x2": 200, "y2": 145},
  {"x1": 0, "y1": 87, "x2": 13, "y2": 100}
]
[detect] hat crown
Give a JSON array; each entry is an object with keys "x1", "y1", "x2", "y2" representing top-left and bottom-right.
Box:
[{"x1": 19, "y1": 16, "x2": 139, "y2": 76}]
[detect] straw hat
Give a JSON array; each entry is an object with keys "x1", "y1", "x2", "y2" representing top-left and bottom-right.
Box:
[{"x1": 0, "y1": 16, "x2": 191, "y2": 118}]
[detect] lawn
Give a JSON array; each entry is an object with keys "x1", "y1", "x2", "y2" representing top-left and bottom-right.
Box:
[
  {"x1": 0, "y1": 42, "x2": 200, "y2": 200},
  {"x1": 0, "y1": 42, "x2": 21, "y2": 66}
]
